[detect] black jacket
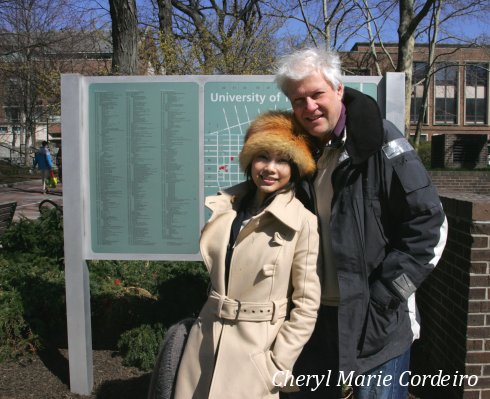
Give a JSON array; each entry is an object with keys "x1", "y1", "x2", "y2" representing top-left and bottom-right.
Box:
[{"x1": 304, "y1": 87, "x2": 448, "y2": 374}]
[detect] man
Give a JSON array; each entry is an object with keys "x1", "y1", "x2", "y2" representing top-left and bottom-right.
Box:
[
  {"x1": 33, "y1": 141, "x2": 53, "y2": 194},
  {"x1": 275, "y1": 48, "x2": 447, "y2": 398}
]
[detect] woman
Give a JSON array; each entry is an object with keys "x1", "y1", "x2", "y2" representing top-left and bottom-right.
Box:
[{"x1": 174, "y1": 110, "x2": 321, "y2": 399}]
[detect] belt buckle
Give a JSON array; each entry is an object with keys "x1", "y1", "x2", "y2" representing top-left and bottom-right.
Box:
[{"x1": 234, "y1": 299, "x2": 241, "y2": 321}]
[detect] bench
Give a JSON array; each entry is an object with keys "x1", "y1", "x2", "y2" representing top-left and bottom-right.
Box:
[{"x1": 0, "y1": 201, "x2": 17, "y2": 238}]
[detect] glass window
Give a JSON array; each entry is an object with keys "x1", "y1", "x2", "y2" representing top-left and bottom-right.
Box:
[
  {"x1": 465, "y1": 63, "x2": 488, "y2": 124},
  {"x1": 434, "y1": 63, "x2": 458, "y2": 124},
  {"x1": 5, "y1": 107, "x2": 20, "y2": 123},
  {"x1": 411, "y1": 62, "x2": 428, "y2": 123}
]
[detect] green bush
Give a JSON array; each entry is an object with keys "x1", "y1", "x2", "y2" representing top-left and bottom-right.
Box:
[
  {"x1": 89, "y1": 260, "x2": 208, "y2": 349},
  {"x1": 155, "y1": 261, "x2": 209, "y2": 325},
  {"x1": 117, "y1": 323, "x2": 166, "y2": 371},
  {"x1": 0, "y1": 207, "x2": 64, "y2": 261},
  {"x1": 0, "y1": 254, "x2": 66, "y2": 348},
  {"x1": 0, "y1": 209, "x2": 209, "y2": 365},
  {"x1": 0, "y1": 288, "x2": 39, "y2": 361},
  {"x1": 415, "y1": 141, "x2": 432, "y2": 169}
]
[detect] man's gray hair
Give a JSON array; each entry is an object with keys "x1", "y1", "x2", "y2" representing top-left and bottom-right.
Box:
[{"x1": 275, "y1": 47, "x2": 343, "y2": 95}]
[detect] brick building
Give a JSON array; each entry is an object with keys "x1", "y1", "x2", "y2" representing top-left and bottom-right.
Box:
[{"x1": 341, "y1": 43, "x2": 490, "y2": 142}]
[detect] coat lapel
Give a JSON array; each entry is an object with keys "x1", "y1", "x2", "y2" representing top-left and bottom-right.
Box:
[{"x1": 263, "y1": 191, "x2": 304, "y2": 232}]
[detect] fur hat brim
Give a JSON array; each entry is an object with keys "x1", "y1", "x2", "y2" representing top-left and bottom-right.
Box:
[{"x1": 239, "y1": 111, "x2": 316, "y2": 177}]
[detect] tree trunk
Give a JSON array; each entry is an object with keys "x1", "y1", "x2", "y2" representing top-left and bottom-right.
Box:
[
  {"x1": 109, "y1": 0, "x2": 139, "y2": 75},
  {"x1": 156, "y1": 0, "x2": 177, "y2": 75},
  {"x1": 397, "y1": 0, "x2": 435, "y2": 137},
  {"x1": 414, "y1": 0, "x2": 441, "y2": 150},
  {"x1": 158, "y1": 0, "x2": 172, "y2": 36}
]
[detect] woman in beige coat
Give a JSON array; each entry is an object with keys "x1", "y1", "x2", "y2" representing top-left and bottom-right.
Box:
[{"x1": 174, "y1": 111, "x2": 321, "y2": 399}]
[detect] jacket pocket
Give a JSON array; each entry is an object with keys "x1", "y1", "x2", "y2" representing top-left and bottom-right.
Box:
[
  {"x1": 250, "y1": 351, "x2": 278, "y2": 394},
  {"x1": 359, "y1": 299, "x2": 399, "y2": 357}
]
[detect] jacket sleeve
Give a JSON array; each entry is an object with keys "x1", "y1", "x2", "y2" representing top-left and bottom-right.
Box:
[
  {"x1": 262, "y1": 210, "x2": 321, "y2": 390},
  {"x1": 370, "y1": 122, "x2": 448, "y2": 310}
]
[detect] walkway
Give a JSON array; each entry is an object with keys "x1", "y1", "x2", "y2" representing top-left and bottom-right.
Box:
[{"x1": 0, "y1": 179, "x2": 63, "y2": 221}]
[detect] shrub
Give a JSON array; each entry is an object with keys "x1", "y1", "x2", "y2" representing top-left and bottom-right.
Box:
[
  {"x1": 89, "y1": 260, "x2": 208, "y2": 349},
  {"x1": 0, "y1": 208, "x2": 208, "y2": 362},
  {"x1": 415, "y1": 141, "x2": 432, "y2": 169},
  {"x1": 0, "y1": 254, "x2": 66, "y2": 348},
  {"x1": 0, "y1": 288, "x2": 39, "y2": 361},
  {"x1": 155, "y1": 262, "x2": 209, "y2": 324},
  {"x1": 0, "y1": 207, "x2": 64, "y2": 261},
  {"x1": 117, "y1": 323, "x2": 167, "y2": 371}
]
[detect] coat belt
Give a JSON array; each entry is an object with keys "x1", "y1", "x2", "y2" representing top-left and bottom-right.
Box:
[{"x1": 209, "y1": 290, "x2": 288, "y2": 324}]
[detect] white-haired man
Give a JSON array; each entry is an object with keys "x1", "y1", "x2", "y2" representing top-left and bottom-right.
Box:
[{"x1": 275, "y1": 48, "x2": 447, "y2": 399}]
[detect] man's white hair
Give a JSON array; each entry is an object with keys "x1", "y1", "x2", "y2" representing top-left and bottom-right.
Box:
[{"x1": 275, "y1": 47, "x2": 343, "y2": 96}]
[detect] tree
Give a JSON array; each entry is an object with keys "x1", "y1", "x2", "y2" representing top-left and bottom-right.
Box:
[
  {"x1": 147, "y1": 0, "x2": 279, "y2": 74},
  {"x1": 155, "y1": 0, "x2": 178, "y2": 74},
  {"x1": 397, "y1": 0, "x2": 435, "y2": 137},
  {"x1": 413, "y1": 0, "x2": 441, "y2": 149},
  {"x1": 0, "y1": 0, "x2": 87, "y2": 163},
  {"x1": 109, "y1": 0, "x2": 139, "y2": 74}
]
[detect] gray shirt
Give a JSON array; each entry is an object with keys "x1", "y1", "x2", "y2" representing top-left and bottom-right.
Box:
[{"x1": 314, "y1": 145, "x2": 343, "y2": 306}]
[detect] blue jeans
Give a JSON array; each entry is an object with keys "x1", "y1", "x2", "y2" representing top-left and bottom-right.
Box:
[{"x1": 353, "y1": 348, "x2": 411, "y2": 399}]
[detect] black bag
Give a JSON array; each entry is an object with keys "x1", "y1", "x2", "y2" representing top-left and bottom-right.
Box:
[{"x1": 147, "y1": 318, "x2": 195, "y2": 399}]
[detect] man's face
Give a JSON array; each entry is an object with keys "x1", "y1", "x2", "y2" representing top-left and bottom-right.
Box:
[{"x1": 286, "y1": 71, "x2": 344, "y2": 143}]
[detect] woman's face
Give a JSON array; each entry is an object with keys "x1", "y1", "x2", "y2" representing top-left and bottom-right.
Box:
[{"x1": 251, "y1": 151, "x2": 292, "y2": 203}]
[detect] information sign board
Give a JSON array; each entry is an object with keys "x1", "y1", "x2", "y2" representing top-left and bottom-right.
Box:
[
  {"x1": 88, "y1": 82, "x2": 200, "y2": 254},
  {"x1": 82, "y1": 76, "x2": 385, "y2": 258}
]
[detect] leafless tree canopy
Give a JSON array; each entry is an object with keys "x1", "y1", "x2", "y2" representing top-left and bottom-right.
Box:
[{"x1": 1, "y1": 0, "x2": 488, "y2": 153}]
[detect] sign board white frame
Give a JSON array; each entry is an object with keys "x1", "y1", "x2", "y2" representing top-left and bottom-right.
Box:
[{"x1": 61, "y1": 73, "x2": 404, "y2": 394}]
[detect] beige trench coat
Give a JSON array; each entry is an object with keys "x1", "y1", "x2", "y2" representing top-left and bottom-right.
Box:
[{"x1": 174, "y1": 183, "x2": 321, "y2": 399}]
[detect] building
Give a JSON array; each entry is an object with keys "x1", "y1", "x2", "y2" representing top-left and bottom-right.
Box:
[{"x1": 341, "y1": 42, "x2": 490, "y2": 142}]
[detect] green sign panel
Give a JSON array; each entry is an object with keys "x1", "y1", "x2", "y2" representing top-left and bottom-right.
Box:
[
  {"x1": 86, "y1": 78, "x2": 380, "y2": 256},
  {"x1": 89, "y1": 82, "x2": 200, "y2": 254}
]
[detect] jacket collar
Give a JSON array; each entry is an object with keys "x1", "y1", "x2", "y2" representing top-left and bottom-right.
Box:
[
  {"x1": 342, "y1": 86, "x2": 384, "y2": 165},
  {"x1": 205, "y1": 182, "x2": 304, "y2": 232}
]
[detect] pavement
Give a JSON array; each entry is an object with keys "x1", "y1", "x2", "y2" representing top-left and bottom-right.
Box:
[{"x1": 0, "y1": 179, "x2": 63, "y2": 221}]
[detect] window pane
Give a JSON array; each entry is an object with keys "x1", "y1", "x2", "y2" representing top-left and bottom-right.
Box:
[
  {"x1": 465, "y1": 63, "x2": 488, "y2": 124},
  {"x1": 411, "y1": 62, "x2": 428, "y2": 123},
  {"x1": 434, "y1": 63, "x2": 458, "y2": 124}
]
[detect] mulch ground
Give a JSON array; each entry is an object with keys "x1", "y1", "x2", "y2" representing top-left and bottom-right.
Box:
[
  {"x1": 0, "y1": 348, "x2": 151, "y2": 399},
  {"x1": 0, "y1": 347, "x2": 427, "y2": 399}
]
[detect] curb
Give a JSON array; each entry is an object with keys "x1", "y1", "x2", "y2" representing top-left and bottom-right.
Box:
[{"x1": 0, "y1": 179, "x2": 39, "y2": 189}]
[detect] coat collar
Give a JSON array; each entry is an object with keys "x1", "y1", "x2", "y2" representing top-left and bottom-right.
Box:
[
  {"x1": 342, "y1": 87, "x2": 384, "y2": 165},
  {"x1": 205, "y1": 182, "x2": 305, "y2": 232}
]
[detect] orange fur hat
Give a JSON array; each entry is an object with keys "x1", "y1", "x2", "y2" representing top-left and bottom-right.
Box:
[{"x1": 239, "y1": 111, "x2": 316, "y2": 177}]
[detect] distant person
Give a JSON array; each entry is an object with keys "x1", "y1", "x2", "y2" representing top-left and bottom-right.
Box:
[
  {"x1": 174, "y1": 110, "x2": 321, "y2": 398},
  {"x1": 56, "y1": 144, "x2": 62, "y2": 183},
  {"x1": 33, "y1": 141, "x2": 53, "y2": 194}
]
